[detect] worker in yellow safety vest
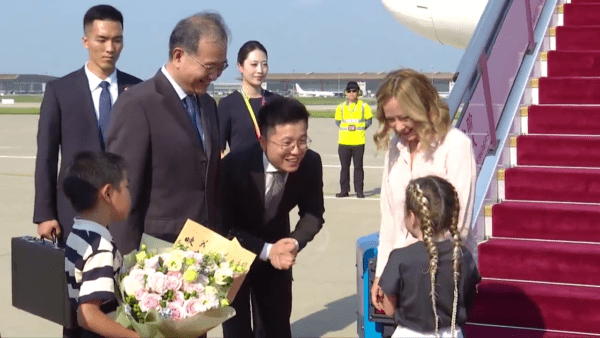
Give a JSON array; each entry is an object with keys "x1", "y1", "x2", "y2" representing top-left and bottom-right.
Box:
[{"x1": 335, "y1": 81, "x2": 373, "y2": 198}]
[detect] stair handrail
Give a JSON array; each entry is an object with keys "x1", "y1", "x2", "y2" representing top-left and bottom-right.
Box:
[
  {"x1": 446, "y1": 0, "x2": 558, "y2": 239},
  {"x1": 446, "y1": 0, "x2": 513, "y2": 123}
]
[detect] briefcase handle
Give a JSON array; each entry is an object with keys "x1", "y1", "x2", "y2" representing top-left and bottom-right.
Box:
[{"x1": 21, "y1": 234, "x2": 60, "y2": 249}]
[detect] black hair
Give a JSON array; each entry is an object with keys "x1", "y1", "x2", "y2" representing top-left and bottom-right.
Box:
[
  {"x1": 258, "y1": 97, "x2": 310, "y2": 138},
  {"x1": 63, "y1": 151, "x2": 127, "y2": 213},
  {"x1": 169, "y1": 11, "x2": 230, "y2": 59},
  {"x1": 237, "y1": 40, "x2": 268, "y2": 65},
  {"x1": 83, "y1": 5, "x2": 124, "y2": 33}
]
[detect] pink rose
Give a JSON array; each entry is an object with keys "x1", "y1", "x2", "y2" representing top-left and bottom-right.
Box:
[
  {"x1": 183, "y1": 281, "x2": 204, "y2": 294},
  {"x1": 173, "y1": 291, "x2": 185, "y2": 306},
  {"x1": 140, "y1": 293, "x2": 162, "y2": 312},
  {"x1": 168, "y1": 302, "x2": 187, "y2": 321},
  {"x1": 166, "y1": 271, "x2": 183, "y2": 291},
  {"x1": 184, "y1": 298, "x2": 205, "y2": 317},
  {"x1": 135, "y1": 288, "x2": 149, "y2": 301},
  {"x1": 147, "y1": 272, "x2": 168, "y2": 295}
]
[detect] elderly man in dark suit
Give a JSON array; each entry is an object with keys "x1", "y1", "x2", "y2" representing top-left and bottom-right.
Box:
[
  {"x1": 106, "y1": 12, "x2": 229, "y2": 254},
  {"x1": 220, "y1": 97, "x2": 325, "y2": 338},
  {"x1": 34, "y1": 4, "x2": 141, "y2": 244}
]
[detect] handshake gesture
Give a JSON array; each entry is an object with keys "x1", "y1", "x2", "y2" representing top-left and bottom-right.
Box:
[{"x1": 269, "y1": 238, "x2": 298, "y2": 270}]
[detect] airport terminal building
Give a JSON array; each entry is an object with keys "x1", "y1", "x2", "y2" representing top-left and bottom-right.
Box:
[
  {"x1": 210, "y1": 71, "x2": 455, "y2": 97},
  {"x1": 0, "y1": 74, "x2": 56, "y2": 95},
  {"x1": 2, "y1": 72, "x2": 454, "y2": 98}
]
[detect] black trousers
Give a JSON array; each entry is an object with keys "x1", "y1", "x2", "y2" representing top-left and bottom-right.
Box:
[
  {"x1": 338, "y1": 144, "x2": 365, "y2": 194},
  {"x1": 222, "y1": 260, "x2": 293, "y2": 338}
]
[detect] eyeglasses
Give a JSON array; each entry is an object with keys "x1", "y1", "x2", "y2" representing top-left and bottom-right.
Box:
[
  {"x1": 187, "y1": 52, "x2": 229, "y2": 74},
  {"x1": 269, "y1": 137, "x2": 312, "y2": 152},
  {"x1": 347, "y1": 89, "x2": 358, "y2": 93}
]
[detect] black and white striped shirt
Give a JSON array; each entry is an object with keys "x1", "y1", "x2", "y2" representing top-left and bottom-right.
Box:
[{"x1": 64, "y1": 219, "x2": 122, "y2": 311}]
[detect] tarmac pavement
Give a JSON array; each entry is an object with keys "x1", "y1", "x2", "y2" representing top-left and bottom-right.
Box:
[{"x1": 0, "y1": 115, "x2": 384, "y2": 337}]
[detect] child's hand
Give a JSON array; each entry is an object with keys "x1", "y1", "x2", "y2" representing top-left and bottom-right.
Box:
[{"x1": 371, "y1": 277, "x2": 384, "y2": 311}]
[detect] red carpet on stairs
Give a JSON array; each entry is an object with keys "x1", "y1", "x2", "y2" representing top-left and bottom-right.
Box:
[
  {"x1": 505, "y1": 167, "x2": 600, "y2": 203},
  {"x1": 471, "y1": 1, "x2": 600, "y2": 336},
  {"x1": 547, "y1": 51, "x2": 600, "y2": 77},
  {"x1": 528, "y1": 105, "x2": 600, "y2": 134},
  {"x1": 479, "y1": 238, "x2": 600, "y2": 285},
  {"x1": 556, "y1": 26, "x2": 600, "y2": 50},
  {"x1": 539, "y1": 77, "x2": 600, "y2": 104},
  {"x1": 492, "y1": 201, "x2": 600, "y2": 242},
  {"x1": 470, "y1": 280, "x2": 600, "y2": 333},
  {"x1": 516, "y1": 134, "x2": 600, "y2": 167}
]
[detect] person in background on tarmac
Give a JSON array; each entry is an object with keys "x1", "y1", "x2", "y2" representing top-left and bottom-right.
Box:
[
  {"x1": 335, "y1": 81, "x2": 373, "y2": 198},
  {"x1": 218, "y1": 40, "x2": 280, "y2": 157}
]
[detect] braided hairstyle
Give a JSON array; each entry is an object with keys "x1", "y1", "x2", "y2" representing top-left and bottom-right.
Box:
[{"x1": 405, "y1": 176, "x2": 462, "y2": 337}]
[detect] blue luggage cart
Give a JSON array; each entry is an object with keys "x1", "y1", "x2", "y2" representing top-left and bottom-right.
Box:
[{"x1": 356, "y1": 233, "x2": 395, "y2": 338}]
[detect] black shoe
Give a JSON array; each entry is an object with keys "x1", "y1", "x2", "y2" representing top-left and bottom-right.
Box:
[
  {"x1": 357, "y1": 192, "x2": 365, "y2": 198},
  {"x1": 336, "y1": 192, "x2": 349, "y2": 198}
]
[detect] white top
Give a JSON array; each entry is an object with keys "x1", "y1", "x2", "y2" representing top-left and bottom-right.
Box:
[
  {"x1": 375, "y1": 127, "x2": 477, "y2": 277},
  {"x1": 84, "y1": 63, "x2": 118, "y2": 121}
]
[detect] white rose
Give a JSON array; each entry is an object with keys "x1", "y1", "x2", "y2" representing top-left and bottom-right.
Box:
[
  {"x1": 121, "y1": 275, "x2": 144, "y2": 296},
  {"x1": 144, "y1": 256, "x2": 159, "y2": 270},
  {"x1": 204, "y1": 286, "x2": 218, "y2": 295},
  {"x1": 165, "y1": 257, "x2": 183, "y2": 272},
  {"x1": 214, "y1": 266, "x2": 234, "y2": 285}
]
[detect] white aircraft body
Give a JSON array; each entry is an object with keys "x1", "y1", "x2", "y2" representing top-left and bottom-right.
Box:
[
  {"x1": 295, "y1": 83, "x2": 340, "y2": 98},
  {"x1": 382, "y1": 0, "x2": 488, "y2": 49}
]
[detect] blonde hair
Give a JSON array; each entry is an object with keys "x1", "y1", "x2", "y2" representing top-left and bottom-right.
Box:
[
  {"x1": 374, "y1": 69, "x2": 451, "y2": 152},
  {"x1": 405, "y1": 176, "x2": 462, "y2": 337}
]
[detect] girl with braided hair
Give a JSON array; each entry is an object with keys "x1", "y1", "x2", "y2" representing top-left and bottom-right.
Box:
[
  {"x1": 371, "y1": 69, "x2": 478, "y2": 316},
  {"x1": 379, "y1": 176, "x2": 480, "y2": 337}
]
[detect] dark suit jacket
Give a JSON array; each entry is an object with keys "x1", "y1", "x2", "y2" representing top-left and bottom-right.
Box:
[
  {"x1": 33, "y1": 67, "x2": 141, "y2": 239},
  {"x1": 220, "y1": 144, "x2": 325, "y2": 256},
  {"x1": 106, "y1": 70, "x2": 222, "y2": 254}
]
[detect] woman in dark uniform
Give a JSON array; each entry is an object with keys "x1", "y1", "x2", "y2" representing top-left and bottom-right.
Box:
[{"x1": 218, "y1": 40, "x2": 279, "y2": 156}]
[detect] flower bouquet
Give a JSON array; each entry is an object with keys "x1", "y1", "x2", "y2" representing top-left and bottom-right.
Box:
[{"x1": 115, "y1": 220, "x2": 256, "y2": 337}]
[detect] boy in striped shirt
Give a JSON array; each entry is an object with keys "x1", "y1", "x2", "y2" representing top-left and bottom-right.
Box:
[{"x1": 63, "y1": 151, "x2": 138, "y2": 338}]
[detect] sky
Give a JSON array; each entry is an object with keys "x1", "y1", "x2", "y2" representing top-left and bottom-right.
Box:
[{"x1": 0, "y1": 0, "x2": 465, "y2": 83}]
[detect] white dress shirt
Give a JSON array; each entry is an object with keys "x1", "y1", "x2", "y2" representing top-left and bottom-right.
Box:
[
  {"x1": 375, "y1": 128, "x2": 477, "y2": 277},
  {"x1": 160, "y1": 66, "x2": 187, "y2": 100},
  {"x1": 84, "y1": 63, "x2": 118, "y2": 121},
  {"x1": 259, "y1": 152, "x2": 300, "y2": 261}
]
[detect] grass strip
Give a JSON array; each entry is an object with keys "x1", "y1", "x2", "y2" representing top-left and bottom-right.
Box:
[{"x1": 0, "y1": 108, "x2": 40, "y2": 114}]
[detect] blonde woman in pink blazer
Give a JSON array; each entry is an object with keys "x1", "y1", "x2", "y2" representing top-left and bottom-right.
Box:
[{"x1": 370, "y1": 69, "x2": 477, "y2": 314}]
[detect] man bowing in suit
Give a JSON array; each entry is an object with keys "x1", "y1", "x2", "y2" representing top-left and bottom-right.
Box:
[
  {"x1": 34, "y1": 4, "x2": 141, "y2": 243},
  {"x1": 220, "y1": 97, "x2": 325, "y2": 338},
  {"x1": 106, "y1": 12, "x2": 229, "y2": 254}
]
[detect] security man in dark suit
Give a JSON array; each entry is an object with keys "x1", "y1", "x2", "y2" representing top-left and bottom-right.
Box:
[
  {"x1": 220, "y1": 97, "x2": 325, "y2": 338},
  {"x1": 106, "y1": 12, "x2": 229, "y2": 255},
  {"x1": 34, "y1": 4, "x2": 141, "y2": 244}
]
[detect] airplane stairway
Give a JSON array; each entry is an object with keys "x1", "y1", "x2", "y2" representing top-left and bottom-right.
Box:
[{"x1": 463, "y1": 0, "x2": 600, "y2": 336}]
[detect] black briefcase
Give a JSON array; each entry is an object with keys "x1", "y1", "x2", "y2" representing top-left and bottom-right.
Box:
[{"x1": 11, "y1": 236, "x2": 75, "y2": 328}]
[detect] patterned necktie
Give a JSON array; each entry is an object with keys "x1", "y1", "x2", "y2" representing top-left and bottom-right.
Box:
[
  {"x1": 183, "y1": 95, "x2": 205, "y2": 149},
  {"x1": 98, "y1": 81, "x2": 112, "y2": 143},
  {"x1": 266, "y1": 171, "x2": 286, "y2": 210}
]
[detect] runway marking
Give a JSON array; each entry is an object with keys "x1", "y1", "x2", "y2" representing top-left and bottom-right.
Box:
[
  {"x1": 0, "y1": 155, "x2": 35, "y2": 159},
  {"x1": 322, "y1": 164, "x2": 383, "y2": 169}
]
